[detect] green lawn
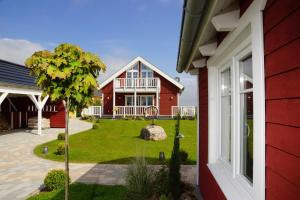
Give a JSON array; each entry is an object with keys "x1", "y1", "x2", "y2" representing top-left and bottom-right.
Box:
[
  {"x1": 27, "y1": 183, "x2": 125, "y2": 200},
  {"x1": 34, "y1": 119, "x2": 197, "y2": 164}
]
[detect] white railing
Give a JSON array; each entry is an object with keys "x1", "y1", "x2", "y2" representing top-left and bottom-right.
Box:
[
  {"x1": 114, "y1": 78, "x2": 160, "y2": 89},
  {"x1": 114, "y1": 106, "x2": 157, "y2": 117},
  {"x1": 81, "y1": 106, "x2": 102, "y2": 117},
  {"x1": 171, "y1": 106, "x2": 196, "y2": 118}
]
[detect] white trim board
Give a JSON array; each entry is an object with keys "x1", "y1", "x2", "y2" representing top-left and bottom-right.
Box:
[{"x1": 99, "y1": 56, "x2": 184, "y2": 91}]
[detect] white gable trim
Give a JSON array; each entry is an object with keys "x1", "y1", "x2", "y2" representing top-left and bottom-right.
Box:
[{"x1": 99, "y1": 56, "x2": 184, "y2": 91}]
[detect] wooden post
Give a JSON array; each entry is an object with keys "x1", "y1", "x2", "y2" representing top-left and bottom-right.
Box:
[
  {"x1": 64, "y1": 98, "x2": 70, "y2": 200},
  {"x1": 37, "y1": 96, "x2": 42, "y2": 135}
]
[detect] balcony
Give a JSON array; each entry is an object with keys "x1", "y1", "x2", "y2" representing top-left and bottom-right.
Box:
[{"x1": 113, "y1": 78, "x2": 160, "y2": 91}]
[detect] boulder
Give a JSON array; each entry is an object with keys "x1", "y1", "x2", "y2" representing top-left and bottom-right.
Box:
[{"x1": 140, "y1": 125, "x2": 167, "y2": 141}]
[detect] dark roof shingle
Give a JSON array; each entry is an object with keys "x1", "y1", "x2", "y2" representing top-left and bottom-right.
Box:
[{"x1": 0, "y1": 59, "x2": 38, "y2": 88}]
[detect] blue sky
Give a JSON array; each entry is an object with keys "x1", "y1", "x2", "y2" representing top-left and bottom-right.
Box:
[{"x1": 0, "y1": 0, "x2": 197, "y2": 105}]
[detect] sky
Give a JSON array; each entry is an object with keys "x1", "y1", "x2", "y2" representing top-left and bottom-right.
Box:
[{"x1": 0, "y1": 0, "x2": 197, "y2": 106}]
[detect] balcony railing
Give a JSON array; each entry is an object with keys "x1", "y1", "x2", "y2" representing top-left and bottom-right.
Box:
[
  {"x1": 114, "y1": 78, "x2": 160, "y2": 89},
  {"x1": 114, "y1": 106, "x2": 157, "y2": 117},
  {"x1": 171, "y1": 106, "x2": 196, "y2": 118},
  {"x1": 81, "y1": 106, "x2": 102, "y2": 117}
]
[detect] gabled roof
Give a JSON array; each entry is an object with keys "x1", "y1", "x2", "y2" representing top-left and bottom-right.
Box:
[
  {"x1": 99, "y1": 56, "x2": 184, "y2": 91},
  {"x1": 0, "y1": 59, "x2": 38, "y2": 89}
]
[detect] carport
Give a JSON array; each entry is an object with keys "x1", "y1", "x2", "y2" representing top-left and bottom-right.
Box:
[{"x1": 0, "y1": 59, "x2": 48, "y2": 135}]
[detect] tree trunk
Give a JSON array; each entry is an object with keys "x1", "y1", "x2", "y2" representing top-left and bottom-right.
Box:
[{"x1": 64, "y1": 99, "x2": 70, "y2": 200}]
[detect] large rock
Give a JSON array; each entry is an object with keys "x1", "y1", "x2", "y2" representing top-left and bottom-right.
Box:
[{"x1": 140, "y1": 125, "x2": 167, "y2": 141}]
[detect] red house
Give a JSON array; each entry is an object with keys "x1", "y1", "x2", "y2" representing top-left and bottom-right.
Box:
[
  {"x1": 100, "y1": 56, "x2": 184, "y2": 118},
  {"x1": 177, "y1": 0, "x2": 300, "y2": 200},
  {"x1": 0, "y1": 59, "x2": 65, "y2": 134}
]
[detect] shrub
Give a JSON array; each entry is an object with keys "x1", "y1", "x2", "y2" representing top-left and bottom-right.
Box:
[
  {"x1": 94, "y1": 118, "x2": 101, "y2": 123},
  {"x1": 140, "y1": 128, "x2": 150, "y2": 140},
  {"x1": 159, "y1": 195, "x2": 168, "y2": 200},
  {"x1": 56, "y1": 143, "x2": 65, "y2": 155},
  {"x1": 57, "y1": 133, "x2": 65, "y2": 140},
  {"x1": 179, "y1": 150, "x2": 188, "y2": 163},
  {"x1": 168, "y1": 114, "x2": 181, "y2": 200},
  {"x1": 153, "y1": 165, "x2": 169, "y2": 197},
  {"x1": 44, "y1": 169, "x2": 70, "y2": 191},
  {"x1": 125, "y1": 157, "x2": 154, "y2": 200},
  {"x1": 92, "y1": 124, "x2": 99, "y2": 129}
]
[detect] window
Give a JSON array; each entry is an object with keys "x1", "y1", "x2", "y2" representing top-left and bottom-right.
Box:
[
  {"x1": 126, "y1": 95, "x2": 154, "y2": 106},
  {"x1": 141, "y1": 63, "x2": 153, "y2": 78},
  {"x1": 239, "y1": 56, "x2": 253, "y2": 183},
  {"x1": 125, "y1": 96, "x2": 134, "y2": 106},
  {"x1": 206, "y1": 8, "x2": 265, "y2": 199},
  {"x1": 137, "y1": 95, "x2": 154, "y2": 106},
  {"x1": 220, "y1": 68, "x2": 232, "y2": 164}
]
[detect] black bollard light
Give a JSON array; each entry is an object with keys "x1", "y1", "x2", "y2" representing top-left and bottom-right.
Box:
[
  {"x1": 159, "y1": 151, "x2": 165, "y2": 161},
  {"x1": 43, "y1": 146, "x2": 48, "y2": 154}
]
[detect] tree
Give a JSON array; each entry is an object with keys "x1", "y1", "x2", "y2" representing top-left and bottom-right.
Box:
[
  {"x1": 168, "y1": 114, "x2": 181, "y2": 200},
  {"x1": 25, "y1": 43, "x2": 106, "y2": 200}
]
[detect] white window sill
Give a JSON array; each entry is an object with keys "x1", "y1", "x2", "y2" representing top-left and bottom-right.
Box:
[{"x1": 207, "y1": 162, "x2": 253, "y2": 200}]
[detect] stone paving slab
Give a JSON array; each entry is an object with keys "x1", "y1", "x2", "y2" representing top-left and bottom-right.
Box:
[{"x1": 0, "y1": 119, "x2": 196, "y2": 200}]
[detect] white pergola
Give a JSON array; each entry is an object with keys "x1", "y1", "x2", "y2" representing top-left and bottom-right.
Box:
[{"x1": 0, "y1": 85, "x2": 49, "y2": 135}]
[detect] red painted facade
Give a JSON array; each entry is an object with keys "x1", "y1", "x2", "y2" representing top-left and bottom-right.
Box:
[
  {"x1": 197, "y1": 0, "x2": 300, "y2": 199},
  {"x1": 0, "y1": 97, "x2": 65, "y2": 128},
  {"x1": 264, "y1": 0, "x2": 300, "y2": 199},
  {"x1": 101, "y1": 62, "x2": 180, "y2": 116},
  {"x1": 197, "y1": 68, "x2": 226, "y2": 200}
]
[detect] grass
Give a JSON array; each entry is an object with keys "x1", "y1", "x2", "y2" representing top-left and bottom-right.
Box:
[
  {"x1": 27, "y1": 183, "x2": 125, "y2": 200},
  {"x1": 34, "y1": 119, "x2": 197, "y2": 164}
]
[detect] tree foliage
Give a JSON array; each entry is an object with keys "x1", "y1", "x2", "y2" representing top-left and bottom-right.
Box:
[
  {"x1": 25, "y1": 43, "x2": 106, "y2": 110},
  {"x1": 168, "y1": 115, "x2": 181, "y2": 200}
]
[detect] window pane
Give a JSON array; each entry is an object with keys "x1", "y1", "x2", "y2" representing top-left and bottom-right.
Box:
[
  {"x1": 220, "y1": 69, "x2": 231, "y2": 163},
  {"x1": 147, "y1": 96, "x2": 153, "y2": 106},
  {"x1": 240, "y1": 56, "x2": 253, "y2": 90},
  {"x1": 140, "y1": 96, "x2": 146, "y2": 106},
  {"x1": 142, "y1": 72, "x2": 147, "y2": 78},
  {"x1": 240, "y1": 55, "x2": 253, "y2": 183},
  {"x1": 147, "y1": 71, "x2": 153, "y2": 78},
  {"x1": 126, "y1": 96, "x2": 133, "y2": 106}
]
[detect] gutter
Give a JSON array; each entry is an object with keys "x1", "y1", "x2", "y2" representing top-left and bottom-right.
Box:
[{"x1": 176, "y1": 0, "x2": 207, "y2": 73}]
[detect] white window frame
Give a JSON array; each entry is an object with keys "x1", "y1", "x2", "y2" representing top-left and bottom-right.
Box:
[
  {"x1": 125, "y1": 95, "x2": 134, "y2": 106},
  {"x1": 125, "y1": 95, "x2": 155, "y2": 106},
  {"x1": 141, "y1": 63, "x2": 153, "y2": 78},
  {"x1": 137, "y1": 95, "x2": 154, "y2": 106},
  {"x1": 206, "y1": 2, "x2": 265, "y2": 200}
]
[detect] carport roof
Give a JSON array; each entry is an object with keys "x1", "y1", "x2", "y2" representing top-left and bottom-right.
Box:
[{"x1": 0, "y1": 59, "x2": 38, "y2": 89}]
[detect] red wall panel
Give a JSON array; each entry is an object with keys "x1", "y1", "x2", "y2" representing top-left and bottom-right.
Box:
[
  {"x1": 197, "y1": 68, "x2": 226, "y2": 200},
  {"x1": 264, "y1": 0, "x2": 300, "y2": 199}
]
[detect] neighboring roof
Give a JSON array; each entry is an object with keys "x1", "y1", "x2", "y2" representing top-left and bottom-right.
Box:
[
  {"x1": 0, "y1": 59, "x2": 38, "y2": 89},
  {"x1": 99, "y1": 56, "x2": 184, "y2": 91}
]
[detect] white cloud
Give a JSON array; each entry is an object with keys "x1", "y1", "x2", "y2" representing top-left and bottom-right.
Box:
[
  {"x1": 178, "y1": 73, "x2": 197, "y2": 106},
  {"x1": 0, "y1": 38, "x2": 43, "y2": 65}
]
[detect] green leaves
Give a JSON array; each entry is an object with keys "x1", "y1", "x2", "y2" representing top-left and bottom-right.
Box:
[{"x1": 25, "y1": 43, "x2": 106, "y2": 110}]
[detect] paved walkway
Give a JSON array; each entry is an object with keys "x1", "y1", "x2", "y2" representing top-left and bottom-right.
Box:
[{"x1": 0, "y1": 119, "x2": 196, "y2": 199}]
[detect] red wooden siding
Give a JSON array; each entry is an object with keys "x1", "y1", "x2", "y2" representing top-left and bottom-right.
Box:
[
  {"x1": 264, "y1": 0, "x2": 300, "y2": 199},
  {"x1": 155, "y1": 72, "x2": 179, "y2": 115},
  {"x1": 197, "y1": 68, "x2": 226, "y2": 200},
  {"x1": 102, "y1": 82, "x2": 113, "y2": 115}
]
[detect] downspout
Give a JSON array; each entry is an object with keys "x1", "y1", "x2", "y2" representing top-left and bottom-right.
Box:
[{"x1": 177, "y1": 0, "x2": 206, "y2": 73}]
